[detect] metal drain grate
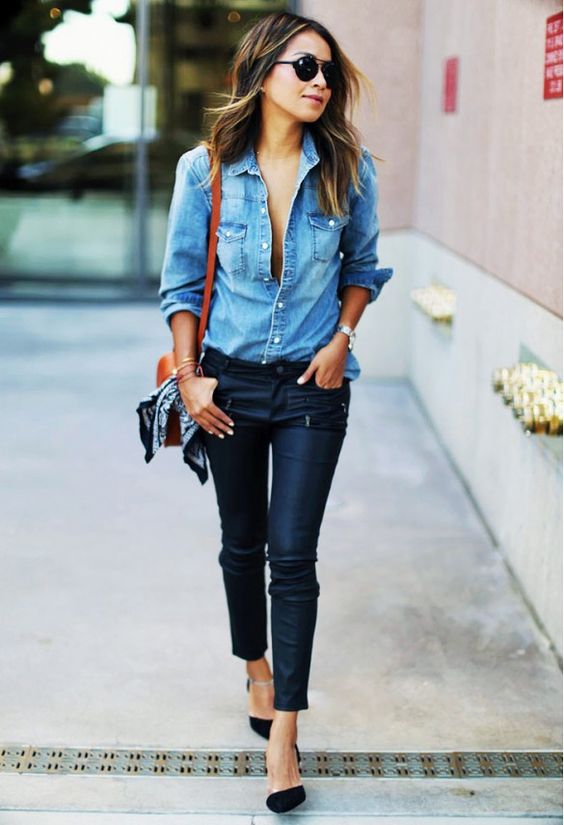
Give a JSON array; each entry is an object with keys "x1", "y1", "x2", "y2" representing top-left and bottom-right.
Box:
[{"x1": 0, "y1": 747, "x2": 561, "y2": 779}]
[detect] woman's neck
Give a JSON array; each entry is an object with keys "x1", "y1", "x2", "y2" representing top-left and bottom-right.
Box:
[{"x1": 254, "y1": 120, "x2": 304, "y2": 161}]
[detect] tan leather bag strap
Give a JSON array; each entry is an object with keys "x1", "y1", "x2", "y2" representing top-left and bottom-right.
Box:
[{"x1": 196, "y1": 149, "x2": 221, "y2": 355}]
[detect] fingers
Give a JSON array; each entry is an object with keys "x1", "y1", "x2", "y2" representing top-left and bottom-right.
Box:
[
  {"x1": 314, "y1": 370, "x2": 344, "y2": 390},
  {"x1": 297, "y1": 363, "x2": 317, "y2": 384},
  {"x1": 296, "y1": 364, "x2": 344, "y2": 389},
  {"x1": 200, "y1": 401, "x2": 235, "y2": 438},
  {"x1": 196, "y1": 402, "x2": 235, "y2": 439},
  {"x1": 204, "y1": 398, "x2": 234, "y2": 427},
  {"x1": 314, "y1": 376, "x2": 345, "y2": 388},
  {"x1": 179, "y1": 378, "x2": 235, "y2": 439}
]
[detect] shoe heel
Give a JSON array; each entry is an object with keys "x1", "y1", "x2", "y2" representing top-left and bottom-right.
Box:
[{"x1": 246, "y1": 676, "x2": 274, "y2": 741}]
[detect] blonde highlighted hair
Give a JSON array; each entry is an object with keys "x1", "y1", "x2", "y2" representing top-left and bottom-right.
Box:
[{"x1": 198, "y1": 11, "x2": 381, "y2": 216}]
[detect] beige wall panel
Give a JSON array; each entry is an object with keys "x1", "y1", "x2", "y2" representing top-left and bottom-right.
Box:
[
  {"x1": 299, "y1": 0, "x2": 420, "y2": 231},
  {"x1": 300, "y1": 0, "x2": 562, "y2": 316},
  {"x1": 417, "y1": 0, "x2": 562, "y2": 316}
]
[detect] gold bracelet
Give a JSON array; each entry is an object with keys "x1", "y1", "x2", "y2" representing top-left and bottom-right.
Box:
[
  {"x1": 177, "y1": 364, "x2": 197, "y2": 374},
  {"x1": 173, "y1": 362, "x2": 198, "y2": 376}
]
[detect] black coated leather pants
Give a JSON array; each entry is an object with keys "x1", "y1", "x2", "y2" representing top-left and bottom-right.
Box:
[{"x1": 201, "y1": 346, "x2": 351, "y2": 711}]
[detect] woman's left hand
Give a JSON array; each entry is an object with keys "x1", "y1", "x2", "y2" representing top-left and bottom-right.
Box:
[{"x1": 296, "y1": 334, "x2": 349, "y2": 388}]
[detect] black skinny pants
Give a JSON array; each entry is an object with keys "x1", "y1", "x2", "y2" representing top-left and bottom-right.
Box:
[{"x1": 201, "y1": 346, "x2": 351, "y2": 711}]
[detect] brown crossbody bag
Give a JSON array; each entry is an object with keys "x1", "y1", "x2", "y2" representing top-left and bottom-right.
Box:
[{"x1": 156, "y1": 149, "x2": 222, "y2": 447}]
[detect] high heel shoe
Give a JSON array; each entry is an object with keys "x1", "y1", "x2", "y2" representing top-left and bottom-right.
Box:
[
  {"x1": 246, "y1": 676, "x2": 274, "y2": 740},
  {"x1": 265, "y1": 742, "x2": 305, "y2": 813}
]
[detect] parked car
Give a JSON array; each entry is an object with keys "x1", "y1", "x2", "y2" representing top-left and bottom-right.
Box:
[
  {"x1": 52, "y1": 114, "x2": 102, "y2": 140},
  {"x1": 1, "y1": 133, "x2": 199, "y2": 197}
]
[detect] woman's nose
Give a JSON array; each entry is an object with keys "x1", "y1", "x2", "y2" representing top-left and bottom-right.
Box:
[{"x1": 312, "y1": 66, "x2": 327, "y2": 89}]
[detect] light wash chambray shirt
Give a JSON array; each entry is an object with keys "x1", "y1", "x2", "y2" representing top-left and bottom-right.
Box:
[{"x1": 158, "y1": 126, "x2": 394, "y2": 381}]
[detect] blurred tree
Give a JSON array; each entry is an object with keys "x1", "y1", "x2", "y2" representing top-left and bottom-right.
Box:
[
  {"x1": 0, "y1": 1, "x2": 94, "y2": 65},
  {"x1": 0, "y1": 1, "x2": 116, "y2": 138}
]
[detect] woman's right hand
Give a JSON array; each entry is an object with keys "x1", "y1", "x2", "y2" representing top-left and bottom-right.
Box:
[{"x1": 178, "y1": 374, "x2": 235, "y2": 438}]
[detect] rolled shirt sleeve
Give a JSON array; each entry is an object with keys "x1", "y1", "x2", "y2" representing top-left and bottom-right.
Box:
[
  {"x1": 158, "y1": 150, "x2": 211, "y2": 329},
  {"x1": 338, "y1": 146, "x2": 394, "y2": 304}
]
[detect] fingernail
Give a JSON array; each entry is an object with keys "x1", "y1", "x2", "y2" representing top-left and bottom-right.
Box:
[
  {"x1": 297, "y1": 377, "x2": 304, "y2": 384},
  {"x1": 219, "y1": 434, "x2": 225, "y2": 439},
  {"x1": 227, "y1": 429, "x2": 234, "y2": 436}
]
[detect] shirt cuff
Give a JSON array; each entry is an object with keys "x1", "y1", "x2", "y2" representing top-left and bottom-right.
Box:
[
  {"x1": 160, "y1": 292, "x2": 204, "y2": 329},
  {"x1": 338, "y1": 267, "x2": 394, "y2": 304}
]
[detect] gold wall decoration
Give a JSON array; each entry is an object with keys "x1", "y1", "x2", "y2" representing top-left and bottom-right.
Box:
[
  {"x1": 491, "y1": 362, "x2": 563, "y2": 436},
  {"x1": 410, "y1": 282, "x2": 455, "y2": 323}
]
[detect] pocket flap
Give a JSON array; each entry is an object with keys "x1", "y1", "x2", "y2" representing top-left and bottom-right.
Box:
[
  {"x1": 216, "y1": 222, "x2": 247, "y2": 242},
  {"x1": 307, "y1": 212, "x2": 350, "y2": 231}
]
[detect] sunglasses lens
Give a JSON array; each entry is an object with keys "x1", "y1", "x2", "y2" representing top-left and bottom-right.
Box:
[
  {"x1": 322, "y1": 62, "x2": 338, "y2": 88},
  {"x1": 295, "y1": 56, "x2": 318, "y2": 81}
]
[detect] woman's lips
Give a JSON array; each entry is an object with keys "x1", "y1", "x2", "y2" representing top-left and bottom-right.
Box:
[{"x1": 303, "y1": 95, "x2": 323, "y2": 103}]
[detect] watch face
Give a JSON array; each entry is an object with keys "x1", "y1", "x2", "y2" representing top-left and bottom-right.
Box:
[{"x1": 337, "y1": 326, "x2": 355, "y2": 350}]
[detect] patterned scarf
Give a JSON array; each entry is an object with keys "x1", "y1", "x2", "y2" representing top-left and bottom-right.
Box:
[{"x1": 136, "y1": 375, "x2": 209, "y2": 485}]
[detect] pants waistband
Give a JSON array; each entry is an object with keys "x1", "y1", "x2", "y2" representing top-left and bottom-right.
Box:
[{"x1": 202, "y1": 346, "x2": 311, "y2": 375}]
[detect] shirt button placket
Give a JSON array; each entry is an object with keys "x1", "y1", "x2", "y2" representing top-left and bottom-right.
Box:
[
  {"x1": 262, "y1": 241, "x2": 272, "y2": 286},
  {"x1": 261, "y1": 192, "x2": 286, "y2": 361},
  {"x1": 268, "y1": 288, "x2": 286, "y2": 358},
  {"x1": 261, "y1": 230, "x2": 272, "y2": 283}
]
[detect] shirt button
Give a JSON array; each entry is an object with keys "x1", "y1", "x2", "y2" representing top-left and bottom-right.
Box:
[
  {"x1": 329, "y1": 219, "x2": 335, "y2": 226},
  {"x1": 273, "y1": 336, "x2": 280, "y2": 344},
  {"x1": 277, "y1": 302, "x2": 284, "y2": 308},
  {"x1": 226, "y1": 230, "x2": 231, "y2": 236},
  {"x1": 276, "y1": 365, "x2": 284, "y2": 374},
  {"x1": 261, "y1": 207, "x2": 266, "y2": 214},
  {"x1": 262, "y1": 242, "x2": 268, "y2": 249}
]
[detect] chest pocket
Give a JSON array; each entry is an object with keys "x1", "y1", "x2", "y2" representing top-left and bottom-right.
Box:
[
  {"x1": 308, "y1": 212, "x2": 350, "y2": 262},
  {"x1": 216, "y1": 222, "x2": 247, "y2": 276}
]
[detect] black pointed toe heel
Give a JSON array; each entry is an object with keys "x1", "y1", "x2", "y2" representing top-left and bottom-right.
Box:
[
  {"x1": 246, "y1": 676, "x2": 274, "y2": 740},
  {"x1": 265, "y1": 744, "x2": 306, "y2": 813}
]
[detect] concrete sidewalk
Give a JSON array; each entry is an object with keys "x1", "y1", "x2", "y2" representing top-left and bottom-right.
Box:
[
  {"x1": 0, "y1": 304, "x2": 561, "y2": 816},
  {"x1": 0, "y1": 813, "x2": 561, "y2": 824}
]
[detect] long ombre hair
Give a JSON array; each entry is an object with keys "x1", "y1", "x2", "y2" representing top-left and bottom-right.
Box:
[{"x1": 198, "y1": 11, "x2": 381, "y2": 217}]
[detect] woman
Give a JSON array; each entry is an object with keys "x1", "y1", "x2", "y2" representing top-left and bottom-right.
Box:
[{"x1": 159, "y1": 10, "x2": 394, "y2": 813}]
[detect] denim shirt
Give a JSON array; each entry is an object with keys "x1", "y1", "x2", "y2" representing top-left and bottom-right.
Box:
[{"x1": 158, "y1": 127, "x2": 394, "y2": 381}]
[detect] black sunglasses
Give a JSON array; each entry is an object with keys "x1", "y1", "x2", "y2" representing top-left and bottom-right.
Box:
[{"x1": 272, "y1": 55, "x2": 339, "y2": 89}]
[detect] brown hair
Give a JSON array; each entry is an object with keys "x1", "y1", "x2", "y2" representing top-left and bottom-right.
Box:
[{"x1": 199, "y1": 11, "x2": 381, "y2": 216}]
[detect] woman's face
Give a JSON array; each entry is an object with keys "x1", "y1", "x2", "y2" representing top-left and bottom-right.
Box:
[{"x1": 261, "y1": 29, "x2": 333, "y2": 123}]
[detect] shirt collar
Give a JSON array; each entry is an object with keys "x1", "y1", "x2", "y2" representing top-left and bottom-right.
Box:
[{"x1": 226, "y1": 127, "x2": 320, "y2": 176}]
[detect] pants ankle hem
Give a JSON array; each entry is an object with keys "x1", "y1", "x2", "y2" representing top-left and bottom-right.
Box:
[
  {"x1": 273, "y1": 704, "x2": 308, "y2": 711},
  {"x1": 233, "y1": 648, "x2": 268, "y2": 660}
]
